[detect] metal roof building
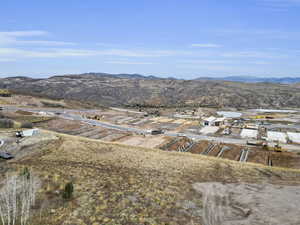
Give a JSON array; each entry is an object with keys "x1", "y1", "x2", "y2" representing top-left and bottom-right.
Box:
[
  {"x1": 287, "y1": 132, "x2": 300, "y2": 144},
  {"x1": 240, "y1": 129, "x2": 258, "y2": 139},
  {"x1": 267, "y1": 131, "x2": 287, "y2": 143},
  {"x1": 217, "y1": 111, "x2": 242, "y2": 118}
]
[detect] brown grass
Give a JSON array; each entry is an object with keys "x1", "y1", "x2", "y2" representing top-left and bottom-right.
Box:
[{"x1": 9, "y1": 131, "x2": 300, "y2": 225}]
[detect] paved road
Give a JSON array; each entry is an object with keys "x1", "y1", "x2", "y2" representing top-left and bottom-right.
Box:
[
  {"x1": 110, "y1": 107, "x2": 145, "y2": 115},
  {"x1": 3, "y1": 105, "x2": 300, "y2": 152}
]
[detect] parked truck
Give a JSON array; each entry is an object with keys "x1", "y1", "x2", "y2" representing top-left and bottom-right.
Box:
[
  {"x1": 149, "y1": 129, "x2": 164, "y2": 135},
  {"x1": 16, "y1": 128, "x2": 39, "y2": 138}
]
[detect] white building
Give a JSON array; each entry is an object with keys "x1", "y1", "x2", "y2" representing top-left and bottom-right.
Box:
[
  {"x1": 287, "y1": 132, "x2": 300, "y2": 144},
  {"x1": 202, "y1": 117, "x2": 226, "y2": 127},
  {"x1": 267, "y1": 131, "x2": 287, "y2": 143},
  {"x1": 217, "y1": 111, "x2": 242, "y2": 118},
  {"x1": 240, "y1": 129, "x2": 258, "y2": 139}
]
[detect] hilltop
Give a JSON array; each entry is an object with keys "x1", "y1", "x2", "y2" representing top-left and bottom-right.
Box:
[
  {"x1": 3, "y1": 131, "x2": 300, "y2": 225},
  {"x1": 2, "y1": 73, "x2": 300, "y2": 108}
]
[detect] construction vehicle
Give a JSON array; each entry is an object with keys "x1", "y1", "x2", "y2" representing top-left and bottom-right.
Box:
[
  {"x1": 150, "y1": 129, "x2": 164, "y2": 135},
  {"x1": 222, "y1": 127, "x2": 231, "y2": 135},
  {"x1": 246, "y1": 140, "x2": 264, "y2": 146},
  {"x1": 16, "y1": 129, "x2": 39, "y2": 138},
  {"x1": 0, "y1": 89, "x2": 12, "y2": 97},
  {"x1": 0, "y1": 152, "x2": 14, "y2": 160},
  {"x1": 247, "y1": 140, "x2": 286, "y2": 152},
  {"x1": 87, "y1": 115, "x2": 103, "y2": 120},
  {"x1": 250, "y1": 113, "x2": 285, "y2": 120},
  {"x1": 262, "y1": 141, "x2": 286, "y2": 152}
]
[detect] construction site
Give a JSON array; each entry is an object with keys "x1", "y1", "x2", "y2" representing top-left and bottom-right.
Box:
[
  {"x1": 1, "y1": 99, "x2": 300, "y2": 225},
  {"x1": 1, "y1": 104, "x2": 300, "y2": 169}
]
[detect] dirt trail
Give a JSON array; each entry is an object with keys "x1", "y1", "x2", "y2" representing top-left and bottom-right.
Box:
[{"x1": 193, "y1": 182, "x2": 300, "y2": 225}]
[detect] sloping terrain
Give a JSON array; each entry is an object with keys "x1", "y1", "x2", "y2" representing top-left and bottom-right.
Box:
[
  {"x1": 2, "y1": 73, "x2": 300, "y2": 108},
  {"x1": 5, "y1": 131, "x2": 300, "y2": 225}
]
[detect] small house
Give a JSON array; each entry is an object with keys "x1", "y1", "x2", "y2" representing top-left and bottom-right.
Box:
[
  {"x1": 202, "y1": 116, "x2": 226, "y2": 127},
  {"x1": 203, "y1": 116, "x2": 217, "y2": 126}
]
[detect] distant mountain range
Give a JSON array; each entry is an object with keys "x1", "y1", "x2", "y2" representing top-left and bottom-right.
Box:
[
  {"x1": 3, "y1": 73, "x2": 300, "y2": 84},
  {"x1": 2, "y1": 72, "x2": 300, "y2": 109},
  {"x1": 50, "y1": 73, "x2": 300, "y2": 84},
  {"x1": 74, "y1": 73, "x2": 300, "y2": 84},
  {"x1": 195, "y1": 76, "x2": 300, "y2": 84}
]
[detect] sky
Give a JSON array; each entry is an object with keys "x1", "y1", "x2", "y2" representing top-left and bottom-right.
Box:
[{"x1": 0, "y1": 0, "x2": 300, "y2": 79}]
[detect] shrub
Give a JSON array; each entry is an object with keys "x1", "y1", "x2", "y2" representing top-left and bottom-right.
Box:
[
  {"x1": 41, "y1": 101, "x2": 65, "y2": 108},
  {"x1": 62, "y1": 182, "x2": 74, "y2": 200},
  {"x1": 20, "y1": 167, "x2": 31, "y2": 180},
  {"x1": 21, "y1": 122, "x2": 33, "y2": 129},
  {"x1": 0, "y1": 119, "x2": 14, "y2": 128}
]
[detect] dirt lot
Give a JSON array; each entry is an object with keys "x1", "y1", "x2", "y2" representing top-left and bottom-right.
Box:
[
  {"x1": 193, "y1": 182, "x2": 300, "y2": 225},
  {"x1": 37, "y1": 118, "x2": 130, "y2": 142},
  {"x1": 120, "y1": 135, "x2": 168, "y2": 148}
]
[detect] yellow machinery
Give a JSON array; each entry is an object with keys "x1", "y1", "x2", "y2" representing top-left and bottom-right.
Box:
[
  {"x1": 86, "y1": 115, "x2": 102, "y2": 120},
  {"x1": 0, "y1": 89, "x2": 12, "y2": 97},
  {"x1": 247, "y1": 140, "x2": 286, "y2": 152},
  {"x1": 250, "y1": 115, "x2": 274, "y2": 119},
  {"x1": 250, "y1": 114, "x2": 285, "y2": 120},
  {"x1": 262, "y1": 141, "x2": 286, "y2": 152}
]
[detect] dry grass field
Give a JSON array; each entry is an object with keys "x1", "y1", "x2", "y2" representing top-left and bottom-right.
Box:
[{"x1": 5, "y1": 131, "x2": 300, "y2": 225}]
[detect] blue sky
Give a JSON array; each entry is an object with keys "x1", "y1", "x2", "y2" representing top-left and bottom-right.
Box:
[{"x1": 0, "y1": 0, "x2": 300, "y2": 78}]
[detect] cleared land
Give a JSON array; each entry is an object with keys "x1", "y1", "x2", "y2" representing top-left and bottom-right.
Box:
[{"x1": 120, "y1": 135, "x2": 168, "y2": 148}]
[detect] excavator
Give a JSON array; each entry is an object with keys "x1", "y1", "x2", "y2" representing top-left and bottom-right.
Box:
[
  {"x1": 247, "y1": 140, "x2": 286, "y2": 152},
  {"x1": 86, "y1": 115, "x2": 102, "y2": 120},
  {"x1": 262, "y1": 141, "x2": 285, "y2": 152}
]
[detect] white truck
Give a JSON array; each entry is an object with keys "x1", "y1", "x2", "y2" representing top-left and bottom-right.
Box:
[{"x1": 16, "y1": 129, "x2": 39, "y2": 138}]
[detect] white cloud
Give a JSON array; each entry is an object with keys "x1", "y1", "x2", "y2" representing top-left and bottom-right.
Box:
[
  {"x1": 0, "y1": 30, "x2": 293, "y2": 65},
  {"x1": 0, "y1": 47, "x2": 196, "y2": 59},
  {"x1": 183, "y1": 59, "x2": 233, "y2": 64},
  {"x1": 0, "y1": 48, "x2": 94, "y2": 58},
  {"x1": 214, "y1": 29, "x2": 300, "y2": 40},
  {"x1": 258, "y1": 0, "x2": 300, "y2": 9},
  {"x1": 0, "y1": 58, "x2": 16, "y2": 62},
  {"x1": 0, "y1": 30, "x2": 75, "y2": 46},
  {"x1": 0, "y1": 31, "x2": 48, "y2": 37},
  {"x1": 14, "y1": 40, "x2": 76, "y2": 46},
  {"x1": 190, "y1": 43, "x2": 221, "y2": 48},
  {"x1": 182, "y1": 59, "x2": 271, "y2": 65},
  {"x1": 0, "y1": 47, "x2": 193, "y2": 59},
  {"x1": 100, "y1": 49, "x2": 192, "y2": 57},
  {"x1": 104, "y1": 60, "x2": 154, "y2": 65},
  {"x1": 221, "y1": 51, "x2": 288, "y2": 59}
]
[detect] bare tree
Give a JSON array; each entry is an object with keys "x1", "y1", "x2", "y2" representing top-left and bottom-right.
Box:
[{"x1": 0, "y1": 171, "x2": 40, "y2": 225}]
